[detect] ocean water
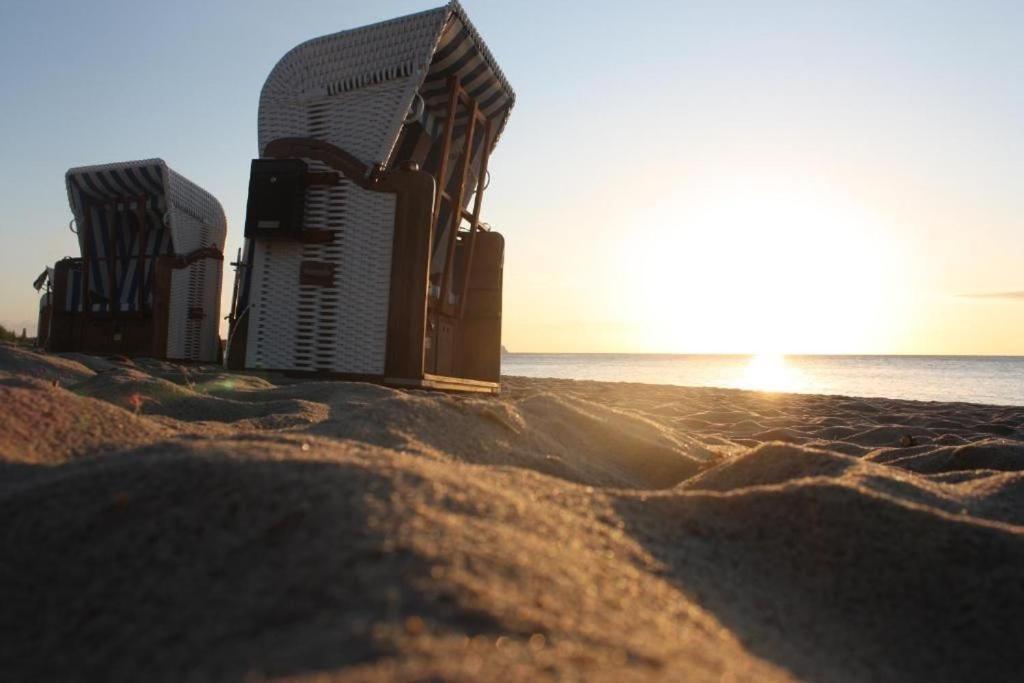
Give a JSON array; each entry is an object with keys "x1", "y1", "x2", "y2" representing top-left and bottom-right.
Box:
[{"x1": 501, "y1": 354, "x2": 1024, "y2": 406}]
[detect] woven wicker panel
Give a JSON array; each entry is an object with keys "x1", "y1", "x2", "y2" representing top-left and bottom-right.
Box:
[
  {"x1": 330, "y1": 185, "x2": 396, "y2": 373},
  {"x1": 166, "y1": 268, "x2": 190, "y2": 360},
  {"x1": 245, "y1": 240, "x2": 302, "y2": 369},
  {"x1": 165, "y1": 168, "x2": 228, "y2": 254},
  {"x1": 253, "y1": 54, "x2": 414, "y2": 373},
  {"x1": 185, "y1": 261, "x2": 203, "y2": 360},
  {"x1": 291, "y1": 178, "x2": 343, "y2": 372},
  {"x1": 245, "y1": 177, "x2": 396, "y2": 373},
  {"x1": 258, "y1": 7, "x2": 448, "y2": 163},
  {"x1": 198, "y1": 258, "x2": 224, "y2": 362},
  {"x1": 301, "y1": 78, "x2": 420, "y2": 164},
  {"x1": 165, "y1": 214, "x2": 223, "y2": 362},
  {"x1": 296, "y1": 174, "x2": 395, "y2": 374}
]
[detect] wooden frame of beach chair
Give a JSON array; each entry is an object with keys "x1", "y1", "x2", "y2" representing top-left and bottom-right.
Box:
[
  {"x1": 225, "y1": 1, "x2": 514, "y2": 393},
  {"x1": 32, "y1": 267, "x2": 54, "y2": 348},
  {"x1": 45, "y1": 160, "x2": 227, "y2": 362}
]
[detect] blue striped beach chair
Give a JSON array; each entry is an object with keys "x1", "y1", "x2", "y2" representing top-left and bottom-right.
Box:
[
  {"x1": 44, "y1": 159, "x2": 226, "y2": 362},
  {"x1": 225, "y1": 1, "x2": 514, "y2": 392}
]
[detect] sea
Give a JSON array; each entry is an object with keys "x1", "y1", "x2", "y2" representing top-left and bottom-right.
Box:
[{"x1": 500, "y1": 354, "x2": 1024, "y2": 407}]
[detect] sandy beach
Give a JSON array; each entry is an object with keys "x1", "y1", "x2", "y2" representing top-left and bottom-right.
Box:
[{"x1": 2, "y1": 342, "x2": 1023, "y2": 681}]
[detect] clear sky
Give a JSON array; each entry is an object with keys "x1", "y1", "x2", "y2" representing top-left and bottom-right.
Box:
[{"x1": 1, "y1": 1, "x2": 1022, "y2": 354}]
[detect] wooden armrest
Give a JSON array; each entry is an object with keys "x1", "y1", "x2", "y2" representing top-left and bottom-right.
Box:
[
  {"x1": 169, "y1": 247, "x2": 224, "y2": 269},
  {"x1": 263, "y1": 137, "x2": 378, "y2": 190}
]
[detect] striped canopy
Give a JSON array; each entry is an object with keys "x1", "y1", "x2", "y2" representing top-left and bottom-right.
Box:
[
  {"x1": 66, "y1": 161, "x2": 173, "y2": 312},
  {"x1": 64, "y1": 159, "x2": 226, "y2": 313},
  {"x1": 418, "y1": 5, "x2": 514, "y2": 132}
]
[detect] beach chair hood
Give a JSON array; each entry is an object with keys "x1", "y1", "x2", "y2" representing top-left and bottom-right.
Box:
[
  {"x1": 65, "y1": 159, "x2": 227, "y2": 258},
  {"x1": 258, "y1": 1, "x2": 515, "y2": 168}
]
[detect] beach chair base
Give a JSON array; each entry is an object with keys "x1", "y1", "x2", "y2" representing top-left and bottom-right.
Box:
[
  {"x1": 386, "y1": 373, "x2": 499, "y2": 394},
  {"x1": 46, "y1": 250, "x2": 224, "y2": 362},
  {"x1": 271, "y1": 370, "x2": 499, "y2": 394}
]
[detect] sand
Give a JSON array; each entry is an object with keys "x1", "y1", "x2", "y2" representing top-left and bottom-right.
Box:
[{"x1": 1, "y1": 343, "x2": 1023, "y2": 681}]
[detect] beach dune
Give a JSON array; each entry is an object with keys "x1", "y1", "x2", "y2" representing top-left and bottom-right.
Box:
[{"x1": 1, "y1": 344, "x2": 1023, "y2": 681}]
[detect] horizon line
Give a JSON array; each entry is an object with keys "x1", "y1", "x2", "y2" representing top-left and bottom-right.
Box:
[{"x1": 502, "y1": 351, "x2": 1024, "y2": 359}]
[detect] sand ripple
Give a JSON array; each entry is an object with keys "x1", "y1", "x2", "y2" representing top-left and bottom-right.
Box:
[{"x1": 1, "y1": 344, "x2": 1022, "y2": 681}]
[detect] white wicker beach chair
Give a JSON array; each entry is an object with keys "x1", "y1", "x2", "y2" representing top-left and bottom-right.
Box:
[
  {"x1": 226, "y1": 1, "x2": 514, "y2": 392},
  {"x1": 45, "y1": 159, "x2": 227, "y2": 362}
]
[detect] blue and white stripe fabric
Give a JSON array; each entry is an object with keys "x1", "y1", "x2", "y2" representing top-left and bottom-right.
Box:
[
  {"x1": 66, "y1": 264, "x2": 82, "y2": 312},
  {"x1": 390, "y1": 3, "x2": 515, "y2": 170},
  {"x1": 420, "y1": 6, "x2": 514, "y2": 129},
  {"x1": 65, "y1": 160, "x2": 174, "y2": 313}
]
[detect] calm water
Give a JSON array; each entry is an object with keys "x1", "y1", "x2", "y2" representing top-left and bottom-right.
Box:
[{"x1": 501, "y1": 354, "x2": 1024, "y2": 406}]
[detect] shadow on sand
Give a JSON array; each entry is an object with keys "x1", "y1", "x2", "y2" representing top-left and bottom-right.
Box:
[
  {"x1": 611, "y1": 475, "x2": 1024, "y2": 682},
  {"x1": 0, "y1": 448, "x2": 504, "y2": 681}
]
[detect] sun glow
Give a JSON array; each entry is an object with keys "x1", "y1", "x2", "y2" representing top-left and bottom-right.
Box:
[
  {"x1": 614, "y1": 176, "x2": 911, "y2": 354},
  {"x1": 736, "y1": 353, "x2": 804, "y2": 393}
]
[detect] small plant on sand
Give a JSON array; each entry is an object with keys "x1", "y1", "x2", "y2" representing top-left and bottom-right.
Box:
[
  {"x1": 128, "y1": 392, "x2": 145, "y2": 416},
  {"x1": 180, "y1": 367, "x2": 197, "y2": 391}
]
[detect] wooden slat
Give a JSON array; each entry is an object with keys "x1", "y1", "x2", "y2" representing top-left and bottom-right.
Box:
[
  {"x1": 455, "y1": 231, "x2": 504, "y2": 383},
  {"x1": 385, "y1": 372, "x2": 499, "y2": 394},
  {"x1": 47, "y1": 261, "x2": 70, "y2": 352},
  {"x1": 263, "y1": 138, "x2": 370, "y2": 189},
  {"x1": 167, "y1": 246, "x2": 224, "y2": 269},
  {"x1": 81, "y1": 205, "x2": 93, "y2": 322},
  {"x1": 459, "y1": 208, "x2": 489, "y2": 228},
  {"x1": 300, "y1": 229, "x2": 338, "y2": 244},
  {"x1": 430, "y1": 76, "x2": 460, "y2": 241},
  {"x1": 136, "y1": 194, "x2": 148, "y2": 313},
  {"x1": 151, "y1": 257, "x2": 173, "y2": 358},
  {"x1": 106, "y1": 203, "x2": 119, "y2": 314},
  {"x1": 426, "y1": 77, "x2": 463, "y2": 374},
  {"x1": 382, "y1": 167, "x2": 435, "y2": 381},
  {"x1": 458, "y1": 117, "x2": 493, "y2": 320},
  {"x1": 224, "y1": 304, "x2": 249, "y2": 370},
  {"x1": 228, "y1": 247, "x2": 242, "y2": 326},
  {"x1": 438, "y1": 97, "x2": 478, "y2": 315},
  {"x1": 299, "y1": 260, "x2": 337, "y2": 287}
]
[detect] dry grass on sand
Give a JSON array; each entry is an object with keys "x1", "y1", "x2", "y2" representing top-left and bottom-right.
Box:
[{"x1": 2, "y1": 343, "x2": 1023, "y2": 681}]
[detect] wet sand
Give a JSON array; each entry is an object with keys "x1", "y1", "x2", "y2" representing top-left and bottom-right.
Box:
[{"x1": 2, "y1": 343, "x2": 1023, "y2": 681}]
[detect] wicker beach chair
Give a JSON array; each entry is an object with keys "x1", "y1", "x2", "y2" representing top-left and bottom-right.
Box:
[
  {"x1": 225, "y1": 1, "x2": 514, "y2": 393},
  {"x1": 44, "y1": 159, "x2": 227, "y2": 362}
]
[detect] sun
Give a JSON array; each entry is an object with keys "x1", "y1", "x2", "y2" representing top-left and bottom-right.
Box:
[
  {"x1": 736, "y1": 353, "x2": 805, "y2": 393},
  {"x1": 614, "y1": 175, "x2": 908, "y2": 354}
]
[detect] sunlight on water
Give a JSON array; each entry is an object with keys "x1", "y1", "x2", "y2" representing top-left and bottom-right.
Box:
[
  {"x1": 501, "y1": 354, "x2": 1024, "y2": 405},
  {"x1": 734, "y1": 353, "x2": 805, "y2": 393}
]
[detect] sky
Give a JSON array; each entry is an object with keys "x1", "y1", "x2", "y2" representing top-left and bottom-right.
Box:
[{"x1": 1, "y1": 0, "x2": 1022, "y2": 355}]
